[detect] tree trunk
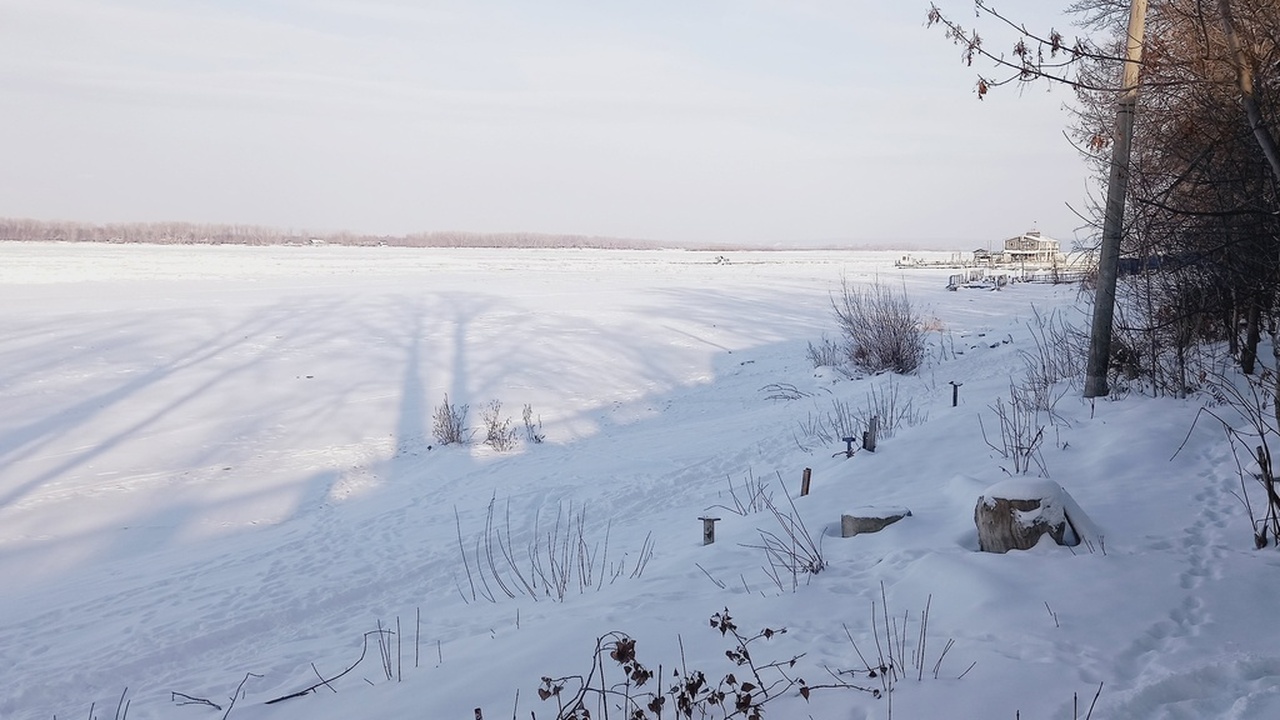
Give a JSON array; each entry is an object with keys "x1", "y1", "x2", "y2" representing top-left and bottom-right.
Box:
[
  {"x1": 1216, "y1": 0, "x2": 1280, "y2": 184},
  {"x1": 1272, "y1": 329, "x2": 1280, "y2": 440},
  {"x1": 1084, "y1": 0, "x2": 1148, "y2": 398},
  {"x1": 1242, "y1": 300, "x2": 1261, "y2": 375},
  {"x1": 1227, "y1": 295, "x2": 1239, "y2": 358}
]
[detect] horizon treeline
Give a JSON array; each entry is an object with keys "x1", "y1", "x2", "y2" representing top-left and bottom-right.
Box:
[{"x1": 0, "y1": 217, "x2": 668, "y2": 250}]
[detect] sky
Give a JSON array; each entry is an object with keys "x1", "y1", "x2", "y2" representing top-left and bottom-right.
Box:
[{"x1": 0, "y1": 1, "x2": 1099, "y2": 248}]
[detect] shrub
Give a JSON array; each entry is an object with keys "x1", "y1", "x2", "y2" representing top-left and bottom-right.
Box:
[
  {"x1": 536, "y1": 608, "x2": 875, "y2": 720},
  {"x1": 855, "y1": 376, "x2": 928, "y2": 439},
  {"x1": 831, "y1": 277, "x2": 926, "y2": 374},
  {"x1": 706, "y1": 469, "x2": 773, "y2": 517},
  {"x1": 432, "y1": 394, "x2": 470, "y2": 445},
  {"x1": 522, "y1": 403, "x2": 545, "y2": 444},
  {"x1": 979, "y1": 383, "x2": 1048, "y2": 476},
  {"x1": 481, "y1": 399, "x2": 518, "y2": 451},
  {"x1": 453, "y1": 497, "x2": 655, "y2": 604},
  {"x1": 805, "y1": 333, "x2": 844, "y2": 368},
  {"x1": 742, "y1": 479, "x2": 826, "y2": 592}
]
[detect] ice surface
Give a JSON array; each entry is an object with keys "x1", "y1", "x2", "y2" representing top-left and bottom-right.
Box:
[{"x1": 0, "y1": 242, "x2": 1275, "y2": 720}]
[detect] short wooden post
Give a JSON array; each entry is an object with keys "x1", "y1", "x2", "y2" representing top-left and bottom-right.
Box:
[
  {"x1": 699, "y1": 516, "x2": 721, "y2": 545},
  {"x1": 474, "y1": 709, "x2": 483, "y2": 720},
  {"x1": 800, "y1": 467, "x2": 812, "y2": 496},
  {"x1": 862, "y1": 416, "x2": 879, "y2": 453},
  {"x1": 950, "y1": 381, "x2": 963, "y2": 407}
]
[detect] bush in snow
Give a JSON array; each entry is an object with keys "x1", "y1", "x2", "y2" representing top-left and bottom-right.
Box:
[
  {"x1": 454, "y1": 497, "x2": 655, "y2": 603},
  {"x1": 481, "y1": 399, "x2": 518, "y2": 451},
  {"x1": 522, "y1": 403, "x2": 545, "y2": 444},
  {"x1": 744, "y1": 482, "x2": 826, "y2": 592},
  {"x1": 432, "y1": 393, "x2": 470, "y2": 445},
  {"x1": 855, "y1": 375, "x2": 928, "y2": 440},
  {"x1": 534, "y1": 600, "x2": 966, "y2": 720},
  {"x1": 706, "y1": 468, "x2": 773, "y2": 517},
  {"x1": 831, "y1": 277, "x2": 926, "y2": 375},
  {"x1": 535, "y1": 608, "x2": 873, "y2": 719},
  {"x1": 805, "y1": 332, "x2": 844, "y2": 368},
  {"x1": 979, "y1": 382, "x2": 1048, "y2": 476}
]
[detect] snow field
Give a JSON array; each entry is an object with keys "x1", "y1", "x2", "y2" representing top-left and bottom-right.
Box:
[{"x1": 1, "y1": 243, "x2": 1277, "y2": 719}]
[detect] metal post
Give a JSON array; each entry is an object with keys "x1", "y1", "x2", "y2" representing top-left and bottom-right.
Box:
[{"x1": 699, "y1": 516, "x2": 721, "y2": 545}]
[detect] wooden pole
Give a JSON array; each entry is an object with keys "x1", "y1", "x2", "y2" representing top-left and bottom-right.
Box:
[
  {"x1": 1084, "y1": 0, "x2": 1148, "y2": 398},
  {"x1": 801, "y1": 467, "x2": 812, "y2": 496},
  {"x1": 862, "y1": 416, "x2": 879, "y2": 453}
]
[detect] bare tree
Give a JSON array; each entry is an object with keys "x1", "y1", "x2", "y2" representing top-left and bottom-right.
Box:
[{"x1": 927, "y1": 1, "x2": 1280, "y2": 396}]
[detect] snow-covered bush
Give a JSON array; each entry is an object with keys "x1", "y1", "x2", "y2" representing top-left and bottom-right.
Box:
[
  {"x1": 522, "y1": 403, "x2": 545, "y2": 444},
  {"x1": 805, "y1": 333, "x2": 843, "y2": 368},
  {"x1": 481, "y1": 399, "x2": 518, "y2": 451},
  {"x1": 432, "y1": 393, "x2": 470, "y2": 445},
  {"x1": 855, "y1": 375, "x2": 927, "y2": 439},
  {"x1": 831, "y1": 277, "x2": 926, "y2": 375}
]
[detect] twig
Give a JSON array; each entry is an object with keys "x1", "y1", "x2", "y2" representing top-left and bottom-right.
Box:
[
  {"x1": 170, "y1": 692, "x2": 222, "y2": 711},
  {"x1": 311, "y1": 663, "x2": 337, "y2": 693},
  {"x1": 917, "y1": 595, "x2": 931, "y2": 681},
  {"x1": 695, "y1": 563, "x2": 727, "y2": 589},
  {"x1": 222, "y1": 673, "x2": 261, "y2": 720},
  {"x1": 265, "y1": 630, "x2": 391, "y2": 704},
  {"x1": 1084, "y1": 681, "x2": 1103, "y2": 720},
  {"x1": 455, "y1": 505, "x2": 477, "y2": 602},
  {"x1": 113, "y1": 687, "x2": 129, "y2": 720},
  {"x1": 931, "y1": 639, "x2": 955, "y2": 679}
]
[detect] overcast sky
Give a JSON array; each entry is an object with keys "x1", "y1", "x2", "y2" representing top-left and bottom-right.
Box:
[{"x1": 0, "y1": 1, "x2": 1097, "y2": 248}]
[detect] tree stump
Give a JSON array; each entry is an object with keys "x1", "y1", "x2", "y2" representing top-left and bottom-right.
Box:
[{"x1": 975, "y1": 478, "x2": 1076, "y2": 553}]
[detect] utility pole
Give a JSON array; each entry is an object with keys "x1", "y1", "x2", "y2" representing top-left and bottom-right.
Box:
[{"x1": 1083, "y1": 0, "x2": 1148, "y2": 398}]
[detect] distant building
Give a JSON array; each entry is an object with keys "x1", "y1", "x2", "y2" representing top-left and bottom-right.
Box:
[{"x1": 1001, "y1": 230, "x2": 1062, "y2": 266}]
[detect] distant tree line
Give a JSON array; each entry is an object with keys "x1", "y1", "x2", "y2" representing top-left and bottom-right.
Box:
[{"x1": 0, "y1": 217, "x2": 666, "y2": 250}]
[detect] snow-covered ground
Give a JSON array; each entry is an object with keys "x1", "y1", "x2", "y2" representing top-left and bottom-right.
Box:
[{"x1": 2, "y1": 242, "x2": 1277, "y2": 720}]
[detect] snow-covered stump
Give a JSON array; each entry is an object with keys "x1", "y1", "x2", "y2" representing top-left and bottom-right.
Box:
[{"x1": 975, "y1": 478, "x2": 1093, "y2": 553}]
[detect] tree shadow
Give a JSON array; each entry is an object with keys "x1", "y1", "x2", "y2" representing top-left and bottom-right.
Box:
[{"x1": 0, "y1": 269, "x2": 851, "y2": 720}]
